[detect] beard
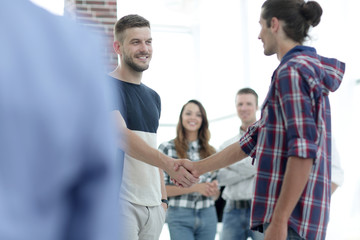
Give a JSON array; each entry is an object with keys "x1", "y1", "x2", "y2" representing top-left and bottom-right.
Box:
[
  {"x1": 264, "y1": 48, "x2": 275, "y2": 56},
  {"x1": 123, "y1": 52, "x2": 150, "y2": 72},
  {"x1": 263, "y1": 41, "x2": 276, "y2": 57}
]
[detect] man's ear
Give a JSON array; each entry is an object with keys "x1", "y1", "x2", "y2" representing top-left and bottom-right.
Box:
[
  {"x1": 113, "y1": 41, "x2": 122, "y2": 55},
  {"x1": 270, "y1": 17, "x2": 280, "y2": 33}
]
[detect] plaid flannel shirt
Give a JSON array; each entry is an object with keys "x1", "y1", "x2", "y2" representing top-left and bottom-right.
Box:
[
  {"x1": 158, "y1": 139, "x2": 216, "y2": 209},
  {"x1": 240, "y1": 46, "x2": 345, "y2": 240}
]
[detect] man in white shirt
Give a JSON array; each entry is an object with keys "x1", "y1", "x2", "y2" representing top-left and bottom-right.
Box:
[{"x1": 217, "y1": 88, "x2": 263, "y2": 240}]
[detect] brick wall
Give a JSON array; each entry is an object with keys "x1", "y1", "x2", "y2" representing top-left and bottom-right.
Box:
[{"x1": 65, "y1": 0, "x2": 118, "y2": 72}]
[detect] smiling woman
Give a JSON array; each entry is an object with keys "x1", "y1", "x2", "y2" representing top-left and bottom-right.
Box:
[
  {"x1": 30, "y1": 0, "x2": 64, "y2": 15},
  {"x1": 158, "y1": 99, "x2": 218, "y2": 240}
]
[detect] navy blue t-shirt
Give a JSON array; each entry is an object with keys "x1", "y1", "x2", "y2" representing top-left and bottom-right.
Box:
[
  {"x1": 109, "y1": 76, "x2": 163, "y2": 205},
  {"x1": 109, "y1": 76, "x2": 161, "y2": 133}
]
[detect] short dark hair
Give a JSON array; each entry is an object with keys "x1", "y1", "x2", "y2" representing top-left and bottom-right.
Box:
[
  {"x1": 261, "y1": 0, "x2": 322, "y2": 44},
  {"x1": 236, "y1": 88, "x2": 258, "y2": 107},
  {"x1": 113, "y1": 14, "x2": 150, "y2": 43}
]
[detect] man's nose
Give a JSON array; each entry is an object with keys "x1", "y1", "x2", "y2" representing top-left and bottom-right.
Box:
[{"x1": 139, "y1": 42, "x2": 150, "y2": 52}]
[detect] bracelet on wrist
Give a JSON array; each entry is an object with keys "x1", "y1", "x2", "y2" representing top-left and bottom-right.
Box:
[{"x1": 161, "y1": 199, "x2": 169, "y2": 208}]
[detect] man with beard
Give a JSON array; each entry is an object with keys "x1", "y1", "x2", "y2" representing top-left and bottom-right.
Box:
[{"x1": 108, "y1": 14, "x2": 198, "y2": 240}]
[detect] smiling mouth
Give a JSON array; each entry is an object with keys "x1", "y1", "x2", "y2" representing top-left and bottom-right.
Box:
[{"x1": 137, "y1": 56, "x2": 148, "y2": 60}]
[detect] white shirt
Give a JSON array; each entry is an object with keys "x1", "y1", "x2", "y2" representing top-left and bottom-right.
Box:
[
  {"x1": 217, "y1": 128, "x2": 256, "y2": 200},
  {"x1": 331, "y1": 138, "x2": 344, "y2": 187}
]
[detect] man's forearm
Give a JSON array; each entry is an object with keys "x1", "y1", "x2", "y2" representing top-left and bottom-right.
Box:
[
  {"x1": 271, "y1": 156, "x2": 313, "y2": 225},
  {"x1": 113, "y1": 110, "x2": 171, "y2": 170},
  {"x1": 118, "y1": 127, "x2": 170, "y2": 169},
  {"x1": 113, "y1": 110, "x2": 197, "y2": 187},
  {"x1": 159, "y1": 169, "x2": 167, "y2": 197},
  {"x1": 196, "y1": 142, "x2": 248, "y2": 175}
]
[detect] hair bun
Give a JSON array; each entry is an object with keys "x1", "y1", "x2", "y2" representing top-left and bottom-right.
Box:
[{"x1": 300, "y1": 1, "x2": 323, "y2": 27}]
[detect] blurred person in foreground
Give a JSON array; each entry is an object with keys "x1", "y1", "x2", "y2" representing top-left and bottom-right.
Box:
[
  {"x1": 174, "y1": 1, "x2": 345, "y2": 239},
  {"x1": 0, "y1": 1, "x2": 120, "y2": 240}
]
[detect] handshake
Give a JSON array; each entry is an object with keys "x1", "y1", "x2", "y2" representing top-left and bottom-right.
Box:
[
  {"x1": 164, "y1": 158, "x2": 203, "y2": 187},
  {"x1": 161, "y1": 142, "x2": 244, "y2": 187}
]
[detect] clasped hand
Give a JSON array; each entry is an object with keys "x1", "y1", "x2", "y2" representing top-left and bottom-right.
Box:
[{"x1": 168, "y1": 159, "x2": 200, "y2": 187}]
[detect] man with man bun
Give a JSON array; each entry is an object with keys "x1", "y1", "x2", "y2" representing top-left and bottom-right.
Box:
[{"x1": 175, "y1": 1, "x2": 345, "y2": 239}]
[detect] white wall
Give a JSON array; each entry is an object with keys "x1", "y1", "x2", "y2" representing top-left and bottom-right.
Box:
[
  {"x1": 312, "y1": 1, "x2": 360, "y2": 239},
  {"x1": 30, "y1": 0, "x2": 64, "y2": 15}
]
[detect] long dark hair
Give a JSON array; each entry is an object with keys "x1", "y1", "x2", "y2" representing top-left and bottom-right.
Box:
[{"x1": 174, "y1": 100, "x2": 216, "y2": 159}]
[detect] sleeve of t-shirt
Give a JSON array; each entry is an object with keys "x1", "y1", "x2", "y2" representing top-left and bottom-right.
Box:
[
  {"x1": 107, "y1": 78, "x2": 120, "y2": 112},
  {"x1": 108, "y1": 79, "x2": 126, "y2": 121}
]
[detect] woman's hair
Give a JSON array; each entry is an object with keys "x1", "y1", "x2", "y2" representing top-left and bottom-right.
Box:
[
  {"x1": 174, "y1": 99, "x2": 216, "y2": 159},
  {"x1": 261, "y1": 0, "x2": 323, "y2": 44}
]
